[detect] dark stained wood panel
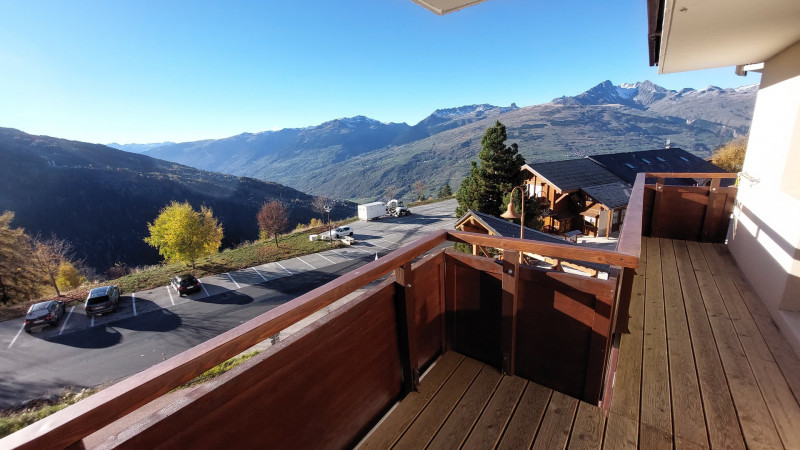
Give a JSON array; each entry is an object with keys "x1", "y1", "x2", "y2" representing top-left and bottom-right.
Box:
[
  {"x1": 411, "y1": 253, "x2": 445, "y2": 370},
  {"x1": 515, "y1": 266, "x2": 599, "y2": 400},
  {"x1": 119, "y1": 283, "x2": 404, "y2": 450},
  {"x1": 446, "y1": 257, "x2": 502, "y2": 367}
]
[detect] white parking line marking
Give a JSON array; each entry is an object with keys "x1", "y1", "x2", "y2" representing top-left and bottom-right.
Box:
[
  {"x1": 253, "y1": 267, "x2": 268, "y2": 283},
  {"x1": 59, "y1": 306, "x2": 75, "y2": 335},
  {"x1": 166, "y1": 286, "x2": 175, "y2": 306},
  {"x1": 91, "y1": 316, "x2": 95, "y2": 327},
  {"x1": 330, "y1": 249, "x2": 352, "y2": 259},
  {"x1": 316, "y1": 253, "x2": 336, "y2": 264},
  {"x1": 381, "y1": 239, "x2": 402, "y2": 246},
  {"x1": 8, "y1": 324, "x2": 24, "y2": 349},
  {"x1": 226, "y1": 272, "x2": 241, "y2": 289},
  {"x1": 349, "y1": 246, "x2": 375, "y2": 254},
  {"x1": 369, "y1": 242, "x2": 390, "y2": 250},
  {"x1": 132, "y1": 293, "x2": 137, "y2": 316},
  {"x1": 276, "y1": 262, "x2": 293, "y2": 275},
  {"x1": 296, "y1": 256, "x2": 316, "y2": 270},
  {"x1": 199, "y1": 281, "x2": 210, "y2": 298}
]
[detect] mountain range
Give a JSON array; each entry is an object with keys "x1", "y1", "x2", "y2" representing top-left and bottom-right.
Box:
[
  {"x1": 112, "y1": 81, "x2": 757, "y2": 201},
  {"x1": 0, "y1": 128, "x2": 353, "y2": 272}
]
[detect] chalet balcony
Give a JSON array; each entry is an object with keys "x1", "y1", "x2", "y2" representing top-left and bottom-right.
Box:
[{"x1": 4, "y1": 173, "x2": 800, "y2": 449}]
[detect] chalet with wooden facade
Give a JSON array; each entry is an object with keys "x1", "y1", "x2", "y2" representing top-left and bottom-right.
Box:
[
  {"x1": 523, "y1": 148, "x2": 727, "y2": 238},
  {"x1": 521, "y1": 158, "x2": 628, "y2": 238}
]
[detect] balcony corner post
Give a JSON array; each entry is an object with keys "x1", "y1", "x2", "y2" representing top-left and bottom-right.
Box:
[
  {"x1": 501, "y1": 250, "x2": 520, "y2": 376},
  {"x1": 394, "y1": 263, "x2": 420, "y2": 393}
]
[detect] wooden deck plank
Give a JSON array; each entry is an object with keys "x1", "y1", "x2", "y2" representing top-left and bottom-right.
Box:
[
  {"x1": 602, "y1": 412, "x2": 637, "y2": 450},
  {"x1": 359, "y1": 352, "x2": 464, "y2": 449},
  {"x1": 690, "y1": 251, "x2": 783, "y2": 449},
  {"x1": 566, "y1": 401, "x2": 605, "y2": 450},
  {"x1": 531, "y1": 391, "x2": 579, "y2": 450},
  {"x1": 496, "y1": 382, "x2": 551, "y2": 450},
  {"x1": 640, "y1": 239, "x2": 672, "y2": 439},
  {"x1": 701, "y1": 245, "x2": 800, "y2": 449},
  {"x1": 427, "y1": 364, "x2": 502, "y2": 449},
  {"x1": 461, "y1": 376, "x2": 526, "y2": 450},
  {"x1": 673, "y1": 240, "x2": 745, "y2": 449},
  {"x1": 639, "y1": 422, "x2": 672, "y2": 450},
  {"x1": 392, "y1": 357, "x2": 483, "y2": 449},
  {"x1": 609, "y1": 238, "x2": 646, "y2": 427},
  {"x1": 660, "y1": 239, "x2": 708, "y2": 448},
  {"x1": 715, "y1": 244, "x2": 800, "y2": 405}
]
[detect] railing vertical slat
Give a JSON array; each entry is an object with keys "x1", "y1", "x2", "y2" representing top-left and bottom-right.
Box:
[
  {"x1": 701, "y1": 178, "x2": 723, "y2": 242},
  {"x1": 394, "y1": 263, "x2": 419, "y2": 393},
  {"x1": 501, "y1": 250, "x2": 520, "y2": 376}
]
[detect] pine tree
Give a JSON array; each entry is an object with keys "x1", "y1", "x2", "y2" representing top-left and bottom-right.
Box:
[
  {"x1": 437, "y1": 184, "x2": 452, "y2": 198},
  {"x1": 456, "y1": 121, "x2": 526, "y2": 217}
]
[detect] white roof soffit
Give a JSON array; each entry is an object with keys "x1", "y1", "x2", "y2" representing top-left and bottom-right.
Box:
[
  {"x1": 411, "y1": 0, "x2": 489, "y2": 15},
  {"x1": 659, "y1": 0, "x2": 800, "y2": 74}
]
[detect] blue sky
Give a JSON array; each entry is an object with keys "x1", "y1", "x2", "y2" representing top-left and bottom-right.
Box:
[{"x1": 0, "y1": 0, "x2": 760, "y2": 144}]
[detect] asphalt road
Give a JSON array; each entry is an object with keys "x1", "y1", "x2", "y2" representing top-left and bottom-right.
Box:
[{"x1": 0, "y1": 199, "x2": 457, "y2": 409}]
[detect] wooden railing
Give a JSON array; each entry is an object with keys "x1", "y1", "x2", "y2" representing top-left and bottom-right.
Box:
[{"x1": 3, "y1": 171, "x2": 736, "y2": 449}]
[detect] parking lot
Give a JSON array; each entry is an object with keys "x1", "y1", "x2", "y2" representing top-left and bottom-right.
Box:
[{"x1": 0, "y1": 199, "x2": 457, "y2": 408}]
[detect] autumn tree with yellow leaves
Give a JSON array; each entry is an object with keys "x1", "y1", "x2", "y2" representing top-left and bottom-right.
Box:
[
  {"x1": 144, "y1": 201, "x2": 223, "y2": 269},
  {"x1": 712, "y1": 136, "x2": 748, "y2": 172}
]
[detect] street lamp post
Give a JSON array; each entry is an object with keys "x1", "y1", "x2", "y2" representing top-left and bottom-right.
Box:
[
  {"x1": 501, "y1": 185, "x2": 526, "y2": 264},
  {"x1": 501, "y1": 185, "x2": 526, "y2": 240}
]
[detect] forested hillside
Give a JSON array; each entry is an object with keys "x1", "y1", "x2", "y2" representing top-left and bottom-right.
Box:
[{"x1": 0, "y1": 128, "x2": 352, "y2": 272}]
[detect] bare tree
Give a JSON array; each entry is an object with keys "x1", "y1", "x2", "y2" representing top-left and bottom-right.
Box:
[
  {"x1": 311, "y1": 196, "x2": 335, "y2": 221},
  {"x1": 383, "y1": 185, "x2": 397, "y2": 202},
  {"x1": 31, "y1": 235, "x2": 74, "y2": 297},
  {"x1": 413, "y1": 181, "x2": 427, "y2": 201},
  {"x1": 257, "y1": 200, "x2": 289, "y2": 248}
]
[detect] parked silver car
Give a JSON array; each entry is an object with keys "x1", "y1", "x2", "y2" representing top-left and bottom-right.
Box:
[
  {"x1": 24, "y1": 300, "x2": 66, "y2": 332},
  {"x1": 85, "y1": 285, "x2": 120, "y2": 317}
]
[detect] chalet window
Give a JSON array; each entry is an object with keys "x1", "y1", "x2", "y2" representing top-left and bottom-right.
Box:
[
  {"x1": 656, "y1": 157, "x2": 666, "y2": 162},
  {"x1": 535, "y1": 184, "x2": 543, "y2": 197},
  {"x1": 642, "y1": 158, "x2": 652, "y2": 164},
  {"x1": 612, "y1": 209, "x2": 620, "y2": 224},
  {"x1": 680, "y1": 156, "x2": 690, "y2": 162},
  {"x1": 585, "y1": 216, "x2": 597, "y2": 225},
  {"x1": 625, "y1": 163, "x2": 635, "y2": 169},
  {"x1": 620, "y1": 208, "x2": 626, "y2": 224}
]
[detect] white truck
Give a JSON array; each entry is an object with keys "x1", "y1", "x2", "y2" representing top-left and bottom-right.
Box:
[
  {"x1": 358, "y1": 202, "x2": 386, "y2": 221},
  {"x1": 357, "y1": 199, "x2": 411, "y2": 221},
  {"x1": 385, "y1": 199, "x2": 410, "y2": 217}
]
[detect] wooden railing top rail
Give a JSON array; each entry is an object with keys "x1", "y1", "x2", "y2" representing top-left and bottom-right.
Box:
[
  {"x1": 447, "y1": 230, "x2": 639, "y2": 268},
  {"x1": 3, "y1": 230, "x2": 449, "y2": 450},
  {"x1": 616, "y1": 172, "x2": 645, "y2": 262}
]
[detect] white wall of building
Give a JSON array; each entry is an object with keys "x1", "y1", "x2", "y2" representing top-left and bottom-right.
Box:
[{"x1": 729, "y1": 40, "x2": 800, "y2": 351}]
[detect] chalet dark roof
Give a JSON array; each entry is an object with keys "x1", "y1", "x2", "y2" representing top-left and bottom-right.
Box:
[
  {"x1": 583, "y1": 182, "x2": 632, "y2": 209},
  {"x1": 588, "y1": 148, "x2": 726, "y2": 186},
  {"x1": 457, "y1": 210, "x2": 568, "y2": 245},
  {"x1": 522, "y1": 158, "x2": 624, "y2": 192}
]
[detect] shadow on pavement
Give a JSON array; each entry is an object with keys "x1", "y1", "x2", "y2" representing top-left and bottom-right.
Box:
[
  {"x1": 0, "y1": 372, "x2": 89, "y2": 410},
  {"x1": 113, "y1": 304, "x2": 182, "y2": 332},
  {"x1": 48, "y1": 325, "x2": 123, "y2": 349},
  {"x1": 194, "y1": 289, "x2": 254, "y2": 306}
]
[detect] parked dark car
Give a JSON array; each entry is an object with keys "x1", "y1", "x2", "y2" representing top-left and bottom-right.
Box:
[
  {"x1": 171, "y1": 274, "x2": 201, "y2": 296},
  {"x1": 84, "y1": 285, "x2": 120, "y2": 317},
  {"x1": 24, "y1": 300, "x2": 66, "y2": 332}
]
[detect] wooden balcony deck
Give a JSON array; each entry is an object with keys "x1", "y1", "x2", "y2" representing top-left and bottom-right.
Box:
[{"x1": 360, "y1": 237, "x2": 800, "y2": 449}]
